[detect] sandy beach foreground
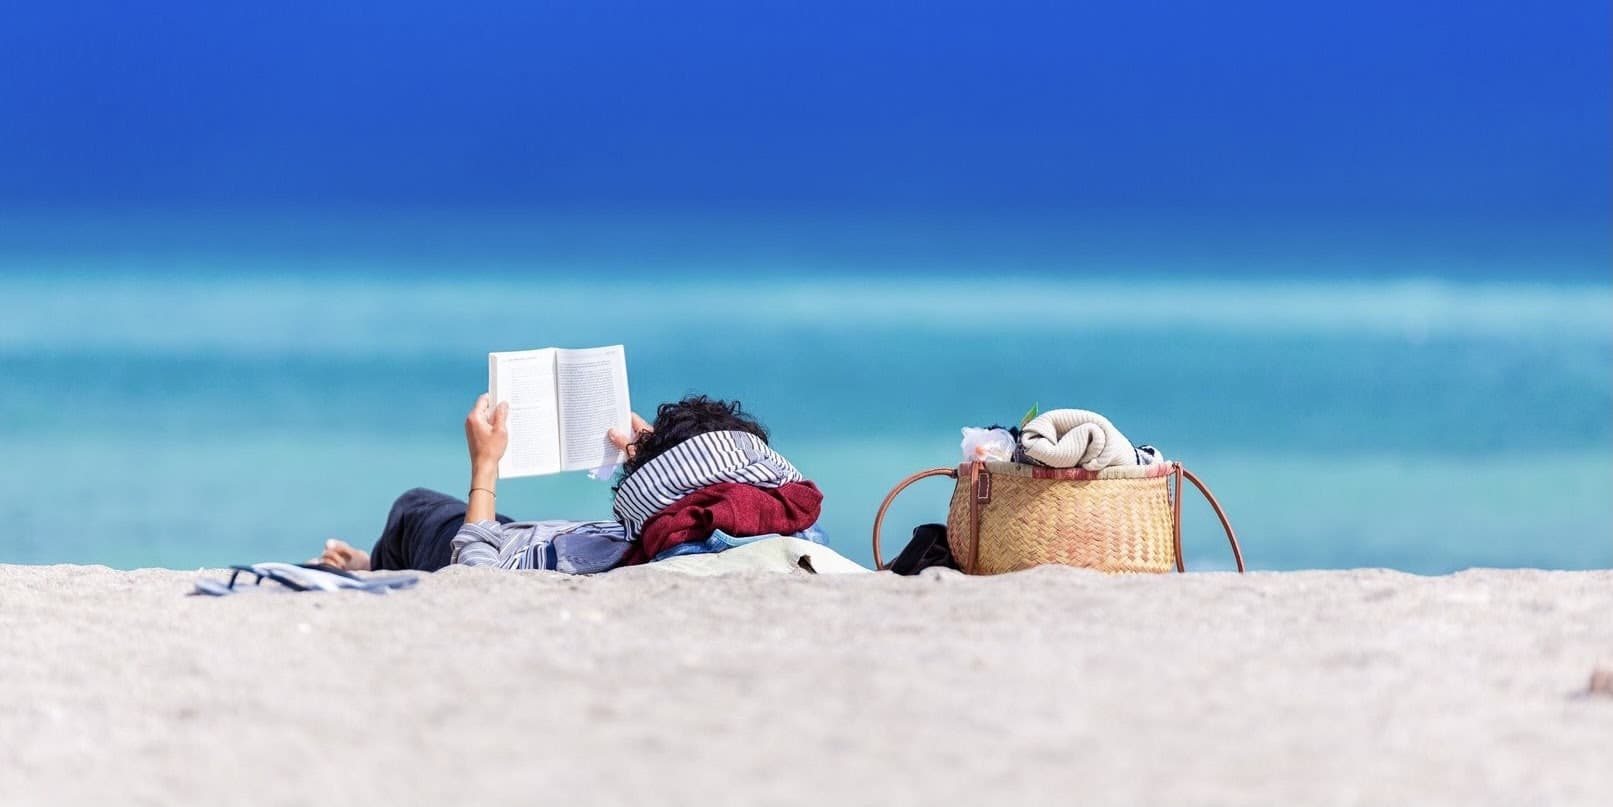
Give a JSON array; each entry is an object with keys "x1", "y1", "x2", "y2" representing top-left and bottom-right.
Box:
[{"x1": 2, "y1": 564, "x2": 1610, "y2": 806}]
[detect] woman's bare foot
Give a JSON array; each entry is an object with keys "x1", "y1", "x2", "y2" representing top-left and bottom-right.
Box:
[{"x1": 315, "y1": 539, "x2": 371, "y2": 571}]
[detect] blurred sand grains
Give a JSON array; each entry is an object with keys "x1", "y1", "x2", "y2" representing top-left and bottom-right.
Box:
[{"x1": 2, "y1": 563, "x2": 1611, "y2": 806}]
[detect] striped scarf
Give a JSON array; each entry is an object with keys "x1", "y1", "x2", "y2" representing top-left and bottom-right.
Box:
[{"x1": 612, "y1": 430, "x2": 804, "y2": 539}]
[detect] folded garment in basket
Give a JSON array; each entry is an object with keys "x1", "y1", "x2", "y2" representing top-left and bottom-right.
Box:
[
  {"x1": 1019, "y1": 409, "x2": 1140, "y2": 470},
  {"x1": 1136, "y1": 444, "x2": 1166, "y2": 465}
]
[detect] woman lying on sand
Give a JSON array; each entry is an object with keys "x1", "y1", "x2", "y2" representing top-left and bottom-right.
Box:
[{"x1": 317, "y1": 394, "x2": 824, "y2": 573}]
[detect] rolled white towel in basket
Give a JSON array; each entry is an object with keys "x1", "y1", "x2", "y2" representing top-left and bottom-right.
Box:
[{"x1": 1019, "y1": 409, "x2": 1140, "y2": 470}]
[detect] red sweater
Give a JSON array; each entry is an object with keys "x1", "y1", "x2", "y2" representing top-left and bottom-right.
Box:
[{"x1": 625, "y1": 481, "x2": 824, "y2": 565}]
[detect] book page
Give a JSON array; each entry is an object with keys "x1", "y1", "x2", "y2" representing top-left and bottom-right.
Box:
[
  {"x1": 488, "y1": 348, "x2": 561, "y2": 478},
  {"x1": 555, "y1": 345, "x2": 631, "y2": 472}
]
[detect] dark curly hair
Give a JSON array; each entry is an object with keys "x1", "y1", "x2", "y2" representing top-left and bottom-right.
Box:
[{"x1": 617, "y1": 395, "x2": 770, "y2": 485}]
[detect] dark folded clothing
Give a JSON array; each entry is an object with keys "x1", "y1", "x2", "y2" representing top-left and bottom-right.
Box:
[
  {"x1": 890, "y1": 523, "x2": 958, "y2": 575},
  {"x1": 626, "y1": 481, "x2": 823, "y2": 565}
]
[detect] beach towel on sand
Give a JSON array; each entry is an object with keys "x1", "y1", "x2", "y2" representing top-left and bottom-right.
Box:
[
  {"x1": 192, "y1": 563, "x2": 419, "y2": 596},
  {"x1": 622, "y1": 537, "x2": 869, "y2": 577},
  {"x1": 1019, "y1": 409, "x2": 1139, "y2": 470}
]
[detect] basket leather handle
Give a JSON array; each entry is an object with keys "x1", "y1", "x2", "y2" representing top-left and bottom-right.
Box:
[
  {"x1": 1172, "y1": 463, "x2": 1245, "y2": 573},
  {"x1": 870, "y1": 467, "x2": 958, "y2": 570}
]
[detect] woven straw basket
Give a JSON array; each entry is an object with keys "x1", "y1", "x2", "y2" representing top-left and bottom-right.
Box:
[{"x1": 872, "y1": 461, "x2": 1244, "y2": 574}]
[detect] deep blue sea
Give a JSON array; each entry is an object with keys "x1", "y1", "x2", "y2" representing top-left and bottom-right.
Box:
[{"x1": 1, "y1": 235, "x2": 1607, "y2": 573}]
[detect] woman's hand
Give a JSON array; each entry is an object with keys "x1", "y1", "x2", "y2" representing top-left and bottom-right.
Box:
[
  {"x1": 465, "y1": 394, "x2": 510, "y2": 473},
  {"x1": 607, "y1": 412, "x2": 653, "y2": 460}
]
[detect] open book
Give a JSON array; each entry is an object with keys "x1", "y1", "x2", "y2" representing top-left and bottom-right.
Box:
[{"x1": 487, "y1": 345, "x2": 631, "y2": 478}]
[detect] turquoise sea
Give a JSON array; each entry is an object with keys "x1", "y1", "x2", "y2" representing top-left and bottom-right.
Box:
[{"x1": 3, "y1": 253, "x2": 1607, "y2": 573}]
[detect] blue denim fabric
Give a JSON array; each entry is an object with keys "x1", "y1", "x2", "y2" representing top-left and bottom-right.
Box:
[{"x1": 651, "y1": 524, "x2": 829, "y2": 561}]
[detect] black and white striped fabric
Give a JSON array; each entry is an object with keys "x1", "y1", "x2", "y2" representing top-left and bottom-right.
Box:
[{"x1": 612, "y1": 430, "x2": 804, "y2": 538}]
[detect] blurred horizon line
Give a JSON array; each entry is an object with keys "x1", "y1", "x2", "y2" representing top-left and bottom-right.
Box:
[{"x1": 0, "y1": 204, "x2": 1606, "y2": 281}]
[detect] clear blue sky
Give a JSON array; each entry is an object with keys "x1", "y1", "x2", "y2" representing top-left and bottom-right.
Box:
[{"x1": 1, "y1": 1, "x2": 1607, "y2": 276}]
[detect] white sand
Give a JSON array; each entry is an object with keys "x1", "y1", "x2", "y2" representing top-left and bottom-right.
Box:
[{"x1": 2, "y1": 564, "x2": 1611, "y2": 806}]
